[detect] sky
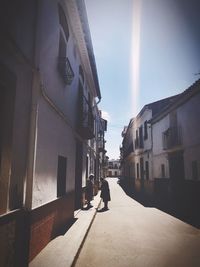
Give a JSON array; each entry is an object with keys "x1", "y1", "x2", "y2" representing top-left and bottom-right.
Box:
[{"x1": 85, "y1": 0, "x2": 200, "y2": 160}]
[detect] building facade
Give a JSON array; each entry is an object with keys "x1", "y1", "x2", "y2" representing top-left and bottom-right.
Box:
[
  {"x1": 0, "y1": 1, "x2": 106, "y2": 265},
  {"x1": 107, "y1": 159, "x2": 121, "y2": 177},
  {"x1": 120, "y1": 79, "x2": 200, "y2": 225},
  {"x1": 120, "y1": 96, "x2": 178, "y2": 187},
  {"x1": 152, "y1": 80, "x2": 200, "y2": 182}
]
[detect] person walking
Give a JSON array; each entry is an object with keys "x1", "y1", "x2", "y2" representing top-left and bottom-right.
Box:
[
  {"x1": 100, "y1": 178, "x2": 111, "y2": 210},
  {"x1": 85, "y1": 174, "x2": 94, "y2": 208}
]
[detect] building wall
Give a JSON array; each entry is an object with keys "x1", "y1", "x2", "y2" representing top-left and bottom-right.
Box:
[
  {"x1": 152, "y1": 89, "x2": 200, "y2": 181},
  {"x1": 32, "y1": 97, "x2": 76, "y2": 207},
  {"x1": 0, "y1": 1, "x2": 37, "y2": 265},
  {"x1": 177, "y1": 92, "x2": 200, "y2": 180},
  {"x1": 134, "y1": 152, "x2": 153, "y2": 180},
  {"x1": 0, "y1": 1, "x2": 36, "y2": 213},
  {"x1": 152, "y1": 153, "x2": 169, "y2": 179},
  {"x1": 152, "y1": 115, "x2": 170, "y2": 179},
  {"x1": 0, "y1": 0, "x2": 103, "y2": 264},
  {"x1": 28, "y1": 0, "x2": 101, "y2": 259},
  {"x1": 108, "y1": 160, "x2": 121, "y2": 177},
  {"x1": 36, "y1": 0, "x2": 80, "y2": 126},
  {"x1": 108, "y1": 169, "x2": 121, "y2": 177},
  {"x1": 133, "y1": 109, "x2": 153, "y2": 181}
]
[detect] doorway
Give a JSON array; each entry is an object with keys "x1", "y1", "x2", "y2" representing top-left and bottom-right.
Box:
[{"x1": 168, "y1": 151, "x2": 185, "y2": 181}]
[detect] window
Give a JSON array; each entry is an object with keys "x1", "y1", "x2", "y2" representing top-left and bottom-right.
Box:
[
  {"x1": 161, "y1": 164, "x2": 165, "y2": 178},
  {"x1": 57, "y1": 4, "x2": 74, "y2": 85},
  {"x1": 135, "y1": 130, "x2": 139, "y2": 149},
  {"x1": 139, "y1": 126, "x2": 144, "y2": 148},
  {"x1": 57, "y1": 156, "x2": 67, "y2": 197},
  {"x1": 144, "y1": 121, "x2": 148, "y2": 140},
  {"x1": 192, "y1": 161, "x2": 198, "y2": 180}
]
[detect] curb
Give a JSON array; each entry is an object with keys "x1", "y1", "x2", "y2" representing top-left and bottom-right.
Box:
[
  {"x1": 29, "y1": 193, "x2": 101, "y2": 267},
  {"x1": 71, "y1": 196, "x2": 102, "y2": 266}
]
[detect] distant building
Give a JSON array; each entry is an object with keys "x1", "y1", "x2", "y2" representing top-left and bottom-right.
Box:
[
  {"x1": 120, "y1": 95, "x2": 178, "y2": 186},
  {"x1": 108, "y1": 159, "x2": 121, "y2": 177}
]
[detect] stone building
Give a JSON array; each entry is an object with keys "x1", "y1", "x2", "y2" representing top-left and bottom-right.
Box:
[{"x1": 0, "y1": 0, "x2": 106, "y2": 265}]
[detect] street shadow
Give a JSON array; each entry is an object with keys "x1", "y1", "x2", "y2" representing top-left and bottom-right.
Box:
[
  {"x1": 118, "y1": 179, "x2": 153, "y2": 207},
  {"x1": 62, "y1": 218, "x2": 78, "y2": 235},
  {"x1": 118, "y1": 180, "x2": 200, "y2": 229}
]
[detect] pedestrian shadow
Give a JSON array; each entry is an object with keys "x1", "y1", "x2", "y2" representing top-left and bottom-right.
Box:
[
  {"x1": 82, "y1": 204, "x2": 93, "y2": 210},
  {"x1": 97, "y1": 208, "x2": 109, "y2": 213}
]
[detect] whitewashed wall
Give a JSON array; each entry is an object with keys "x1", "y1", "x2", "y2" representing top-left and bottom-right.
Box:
[
  {"x1": 32, "y1": 0, "x2": 96, "y2": 207},
  {"x1": 152, "y1": 91, "x2": 200, "y2": 180},
  {"x1": 33, "y1": 98, "x2": 76, "y2": 208},
  {"x1": 152, "y1": 115, "x2": 170, "y2": 179},
  {"x1": 177, "y1": 93, "x2": 200, "y2": 180}
]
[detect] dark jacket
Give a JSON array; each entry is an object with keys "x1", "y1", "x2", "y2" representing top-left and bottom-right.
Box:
[
  {"x1": 100, "y1": 179, "x2": 111, "y2": 202},
  {"x1": 85, "y1": 179, "x2": 93, "y2": 202}
]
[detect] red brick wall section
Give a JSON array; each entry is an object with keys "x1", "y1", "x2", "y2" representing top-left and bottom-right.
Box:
[
  {"x1": 29, "y1": 191, "x2": 74, "y2": 261},
  {"x1": 0, "y1": 209, "x2": 28, "y2": 267}
]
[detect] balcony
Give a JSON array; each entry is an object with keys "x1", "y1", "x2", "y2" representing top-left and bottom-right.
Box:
[
  {"x1": 58, "y1": 57, "x2": 74, "y2": 85},
  {"x1": 162, "y1": 126, "x2": 182, "y2": 150},
  {"x1": 77, "y1": 93, "x2": 94, "y2": 140}
]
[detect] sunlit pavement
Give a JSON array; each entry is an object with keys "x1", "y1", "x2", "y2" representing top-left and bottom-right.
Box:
[{"x1": 74, "y1": 177, "x2": 200, "y2": 267}]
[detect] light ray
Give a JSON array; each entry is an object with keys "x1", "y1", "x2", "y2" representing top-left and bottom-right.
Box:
[{"x1": 130, "y1": 0, "x2": 142, "y2": 117}]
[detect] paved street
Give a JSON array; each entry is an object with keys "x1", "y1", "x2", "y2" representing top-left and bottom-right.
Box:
[{"x1": 74, "y1": 178, "x2": 200, "y2": 267}]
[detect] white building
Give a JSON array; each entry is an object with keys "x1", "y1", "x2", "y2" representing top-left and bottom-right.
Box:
[
  {"x1": 121, "y1": 80, "x2": 200, "y2": 221},
  {"x1": 108, "y1": 159, "x2": 121, "y2": 177},
  {"x1": 121, "y1": 96, "x2": 177, "y2": 185},
  {"x1": 0, "y1": 0, "x2": 105, "y2": 264},
  {"x1": 152, "y1": 79, "x2": 200, "y2": 182}
]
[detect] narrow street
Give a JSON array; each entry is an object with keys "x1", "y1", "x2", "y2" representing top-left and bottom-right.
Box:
[{"x1": 74, "y1": 178, "x2": 200, "y2": 267}]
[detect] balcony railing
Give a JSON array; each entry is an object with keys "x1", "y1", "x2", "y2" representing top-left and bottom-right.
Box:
[
  {"x1": 58, "y1": 57, "x2": 74, "y2": 85},
  {"x1": 162, "y1": 126, "x2": 182, "y2": 150},
  {"x1": 77, "y1": 93, "x2": 94, "y2": 140}
]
